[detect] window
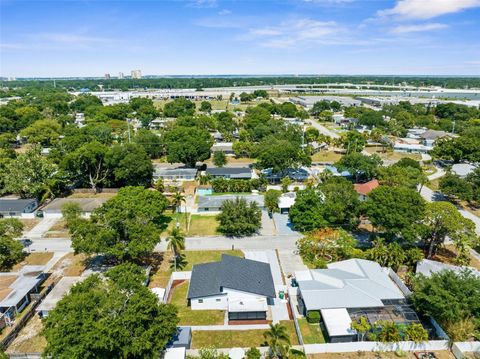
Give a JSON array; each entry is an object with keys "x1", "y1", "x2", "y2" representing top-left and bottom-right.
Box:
[
  {"x1": 198, "y1": 299, "x2": 203, "y2": 303},
  {"x1": 216, "y1": 298, "x2": 221, "y2": 302}
]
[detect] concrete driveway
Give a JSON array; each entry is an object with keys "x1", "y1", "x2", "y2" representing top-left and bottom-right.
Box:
[
  {"x1": 260, "y1": 210, "x2": 276, "y2": 236},
  {"x1": 272, "y1": 213, "x2": 297, "y2": 236},
  {"x1": 24, "y1": 218, "x2": 58, "y2": 239}
]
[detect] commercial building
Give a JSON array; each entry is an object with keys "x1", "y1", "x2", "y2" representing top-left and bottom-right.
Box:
[
  {"x1": 131, "y1": 70, "x2": 142, "y2": 79},
  {"x1": 187, "y1": 255, "x2": 276, "y2": 321}
]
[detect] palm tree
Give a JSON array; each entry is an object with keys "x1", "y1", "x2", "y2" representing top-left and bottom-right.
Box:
[
  {"x1": 263, "y1": 323, "x2": 291, "y2": 358},
  {"x1": 167, "y1": 228, "x2": 185, "y2": 272},
  {"x1": 171, "y1": 191, "x2": 187, "y2": 229}
]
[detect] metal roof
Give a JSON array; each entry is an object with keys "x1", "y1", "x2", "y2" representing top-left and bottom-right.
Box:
[
  {"x1": 321, "y1": 308, "x2": 356, "y2": 337},
  {"x1": 197, "y1": 194, "x2": 264, "y2": 209},
  {"x1": 187, "y1": 254, "x2": 276, "y2": 299},
  {"x1": 0, "y1": 266, "x2": 45, "y2": 308},
  {"x1": 37, "y1": 276, "x2": 84, "y2": 313},
  {"x1": 416, "y1": 259, "x2": 480, "y2": 278},
  {"x1": 296, "y1": 259, "x2": 404, "y2": 311}
]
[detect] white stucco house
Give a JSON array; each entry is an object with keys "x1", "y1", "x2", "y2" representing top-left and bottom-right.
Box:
[{"x1": 187, "y1": 255, "x2": 276, "y2": 321}]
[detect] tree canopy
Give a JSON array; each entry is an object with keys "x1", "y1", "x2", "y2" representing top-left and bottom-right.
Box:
[
  {"x1": 42, "y1": 263, "x2": 179, "y2": 358},
  {"x1": 217, "y1": 197, "x2": 262, "y2": 237},
  {"x1": 163, "y1": 125, "x2": 213, "y2": 167}
]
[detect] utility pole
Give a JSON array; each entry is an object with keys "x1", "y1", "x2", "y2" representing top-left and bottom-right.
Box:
[{"x1": 127, "y1": 119, "x2": 131, "y2": 143}]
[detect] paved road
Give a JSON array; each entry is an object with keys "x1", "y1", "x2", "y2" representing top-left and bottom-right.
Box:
[
  {"x1": 306, "y1": 120, "x2": 340, "y2": 139},
  {"x1": 420, "y1": 186, "x2": 480, "y2": 235},
  {"x1": 29, "y1": 234, "x2": 301, "y2": 253},
  {"x1": 427, "y1": 166, "x2": 446, "y2": 181}
]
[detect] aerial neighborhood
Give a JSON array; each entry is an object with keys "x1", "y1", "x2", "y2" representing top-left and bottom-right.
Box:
[{"x1": 0, "y1": 77, "x2": 480, "y2": 359}]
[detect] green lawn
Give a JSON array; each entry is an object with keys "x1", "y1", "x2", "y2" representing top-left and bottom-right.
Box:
[
  {"x1": 188, "y1": 215, "x2": 219, "y2": 236},
  {"x1": 149, "y1": 250, "x2": 243, "y2": 288},
  {"x1": 311, "y1": 151, "x2": 343, "y2": 163},
  {"x1": 154, "y1": 99, "x2": 271, "y2": 113},
  {"x1": 170, "y1": 281, "x2": 225, "y2": 326},
  {"x1": 191, "y1": 320, "x2": 298, "y2": 348},
  {"x1": 298, "y1": 319, "x2": 326, "y2": 344},
  {"x1": 364, "y1": 146, "x2": 421, "y2": 161}
]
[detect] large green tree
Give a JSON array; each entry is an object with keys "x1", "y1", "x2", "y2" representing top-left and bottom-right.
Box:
[
  {"x1": 420, "y1": 202, "x2": 479, "y2": 261},
  {"x1": 42, "y1": 263, "x2": 179, "y2": 359},
  {"x1": 134, "y1": 129, "x2": 162, "y2": 159},
  {"x1": 289, "y1": 188, "x2": 327, "y2": 232},
  {"x1": 163, "y1": 126, "x2": 213, "y2": 167},
  {"x1": 107, "y1": 143, "x2": 153, "y2": 187},
  {"x1": 70, "y1": 187, "x2": 169, "y2": 261},
  {"x1": 335, "y1": 153, "x2": 382, "y2": 182},
  {"x1": 0, "y1": 218, "x2": 24, "y2": 270},
  {"x1": 217, "y1": 197, "x2": 261, "y2": 236},
  {"x1": 255, "y1": 138, "x2": 311, "y2": 174},
  {"x1": 20, "y1": 119, "x2": 61, "y2": 146},
  {"x1": 365, "y1": 186, "x2": 426, "y2": 240}
]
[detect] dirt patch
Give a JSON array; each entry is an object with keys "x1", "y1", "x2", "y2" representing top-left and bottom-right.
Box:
[
  {"x1": 13, "y1": 252, "x2": 54, "y2": 271},
  {"x1": 19, "y1": 219, "x2": 40, "y2": 232},
  {"x1": 433, "y1": 245, "x2": 480, "y2": 270},
  {"x1": 46, "y1": 253, "x2": 88, "y2": 284}
]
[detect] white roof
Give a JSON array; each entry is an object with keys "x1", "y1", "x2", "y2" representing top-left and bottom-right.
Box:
[
  {"x1": 164, "y1": 347, "x2": 185, "y2": 359},
  {"x1": 452, "y1": 163, "x2": 476, "y2": 178},
  {"x1": 296, "y1": 259, "x2": 404, "y2": 311},
  {"x1": 228, "y1": 297, "x2": 268, "y2": 312},
  {"x1": 279, "y1": 192, "x2": 296, "y2": 209},
  {"x1": 416, "y1": 259, "x2": 480, "y2": 278},
  {"x1": 321, "y1": 308, "x2": 356, "y2": 337},
  {"x1": 37, "y1": 276, "x2": 84, "y2": 312}
]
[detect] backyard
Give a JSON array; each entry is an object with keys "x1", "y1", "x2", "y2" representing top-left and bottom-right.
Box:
[
  {"x1": 364, "y1": 146, "x2": 421, "y2": 161},
  {"x1": 169, "y1": 280, "x2": 225, "y2": 326},
  {"x1": 148, "y1": 250, "x2": 243, "y2": 288},
  {"x1": 298, "y1": 319, "x2": 326, "y2": 344},
  {"x1": 311, "y1": 151, "x2": 344, "y2": 163},
  {"x1": 191, "y1": 320, "x2": 299, "y2": 348}
]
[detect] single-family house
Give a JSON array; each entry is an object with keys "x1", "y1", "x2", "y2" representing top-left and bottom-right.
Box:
[
  {"x1": 187, "y1": 255, "x2": 276, "y2": 321},
  {"x1": 451, "y1": 163, "x2": 477, "y2": 178},
  {"x1": 197, "y1": 194, "x2": 264, "y2": 213},
  {"x1": 353, "y1": 179, "x2": 380, "y2": 201},
  {"x1": 42, "y1": 198, "x2": 108, "y2": 219},
  {"x1": 153, "y1": 167, "x2": 198, "y2": 182},
  {"x1": 37, "y1": 276, "x2": 85, "y2": 317},
  {"x1": 262, "y1": 168, "x2": 309, "y2": 183},
  {"x1": 0, "y1": 266, "x2": 46, "y2": 318},
  {"x1": 416, "y1": 259, "x2": 480, "y2": 278},
  {"x1": 205, "y1": 167, "x2": 252, "y2": 180},
  {"x1": 211, "y1": 142, "x2": 235, "y2": 155},
  {"x1": 295, "y1": 259, "x2": 412, "y2": 342},
  {"x1": 0, "y1": 197, "x2": 38, "y2": 218},
  {"x1": 419, "y1": 129, "x2": 450, "y2": 148}
]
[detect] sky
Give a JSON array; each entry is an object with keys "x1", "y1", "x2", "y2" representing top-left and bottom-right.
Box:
[{"x1": 1, "y1": 0, "x2": 480, "y2": 77}]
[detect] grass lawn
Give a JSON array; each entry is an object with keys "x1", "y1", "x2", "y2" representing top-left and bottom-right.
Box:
[
  {"x1": 428, "y1": 179, "x2": 440, "y2": 191},
  {"x1": 298, "y1": 319, "x2": 326, "y2": 344},
  {"x1": 191, "y1": 320, "x2": 298, "y2": 349},
  {"x1": 364, "y1": 147, "x2": 421, "y2": 161},
  {"x1": 19, "y1": 218, "x2": 40, "y2": 232},
  {"x1": 311, "y1": 151, "x2": 343, "y2": 163},
  {"x1": 154, "y1": 99, "x2": 271, "y2": 113},
  {"x1": 148, "y1": 250, "x2": 243, "y2": 288},
  {"x1": 13, "y1": 252, "x2": 54, "y2": 271},
  {"x1": 170, "y1": 281, "x2": 225, "y2": 326},
  {"x1": 6, "y1": 314, "x2": 46, "y2": 354},
  {"x1": 188, "y1": 215, "x2": 219, "y2": 236}
]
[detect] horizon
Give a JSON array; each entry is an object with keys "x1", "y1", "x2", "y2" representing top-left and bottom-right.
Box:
[{"x1": 1, "y1": 0, "x2": 480, "y2": 78}]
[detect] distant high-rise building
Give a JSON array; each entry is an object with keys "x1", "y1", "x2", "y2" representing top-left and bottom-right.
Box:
[
  {"x1": 104, "y1": 73, "x2": 111, "y2": 79},
  {"x1": 118, "y1": 72, "x2": 124, "y2": 79},
  {"x1": 131, "y1": 69, "x2": 142, "y2": 79}
]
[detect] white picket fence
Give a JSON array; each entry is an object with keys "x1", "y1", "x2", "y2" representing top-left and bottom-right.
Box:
[{"x1": 452, "y1": 341, "x2": 480, "y2": 359}]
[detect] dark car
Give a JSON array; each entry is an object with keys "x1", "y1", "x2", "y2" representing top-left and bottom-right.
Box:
[{"x1": 19, "y1": 239, "x2": 33, "y2": 247}]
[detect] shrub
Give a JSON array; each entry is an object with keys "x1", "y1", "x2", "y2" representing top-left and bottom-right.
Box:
[
  {"x1": 306, "y1": 311, "x2": 321, "y2": 324},
  {"x1": 246, "y1": 347, "x2": 261, "y2": 359}
]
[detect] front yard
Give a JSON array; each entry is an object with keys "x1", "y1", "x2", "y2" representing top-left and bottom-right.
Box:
[
  {"x1": 13, "y1": 252, "x2": 54, "y2": 271},
  {"x1": 311, "y1": 151, "x2": 344, "y2": 163},
  {"x1": 191, "y1": 320, "x2": 299, "y2": 348},
  {"x1": 169, "y1": 280, "x2": 225, "y2": 326},
  {"x1": 188, "y1": 215, "x2": 219, "y2": 236}
]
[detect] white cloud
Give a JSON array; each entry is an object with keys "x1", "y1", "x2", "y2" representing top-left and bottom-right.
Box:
[
  {"x1": 378, "y1": 0, "x2": 480, "y2": 19},
  {"x1": 391, "y1": 23, "x2": 448, "y2": 33},
  {"x1": 218, "y1": 9, "x2": 231, "y2": 16},
  {"x1": 248, "y1": 19, "x2": 343, "y2": 48},
  {"x1": 187, "y1": 0, "x2": 217, "y2": 8},
  {"x1": 37, "y1": 33, "x2": 113, "y2": 45}
]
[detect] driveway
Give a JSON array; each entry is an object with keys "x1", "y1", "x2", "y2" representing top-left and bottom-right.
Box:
[
  {"x1": 24, "y1": 218, "x2": 58, "y2": 239},
  {"x1": 272, "y1": 213, "x2": 297, "y2": 236},
  {"x1": 307, "y1": 120, "x2": 340, "y2": 139},
  {"x1": 277, "y1": 249, "x2": 308, "y2": 279},
  {"x1": 260, "y1": 210, "x2": 276, "y2": 236}
]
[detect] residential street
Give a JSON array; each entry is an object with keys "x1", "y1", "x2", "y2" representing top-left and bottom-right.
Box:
[{"x1": 306, "y1": 119, "x2": 340, "y2": 139}]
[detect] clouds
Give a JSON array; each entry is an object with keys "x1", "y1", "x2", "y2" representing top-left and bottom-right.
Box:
[
  {"x1": 391, "y1": 23, "x2": 449, "y2": 34},
  {"x1": 247, "y1": 18, "x2": 343, "y2": 48},
  {"x1": 378, "y1": 0, "x2": 480, "y2": 20}
]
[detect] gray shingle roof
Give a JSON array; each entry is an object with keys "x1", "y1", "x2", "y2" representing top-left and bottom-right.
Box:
[
  {"x1": 187, "y1": 255, "x2": 275, "y2": 299},
  {"x1": 205, "y1": 167, "x2": 251, "y2": 178},
  {"x1": 197, "y1": 195, "x2": 264, "y2": 210},
  {"x1": 0, "y1": 198, "x2": 37, "y2": 213}
]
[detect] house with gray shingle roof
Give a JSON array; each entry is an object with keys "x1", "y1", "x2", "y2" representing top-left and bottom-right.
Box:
[{"x1": 187, "y1": 255, "x2": 276, "y2": 321}]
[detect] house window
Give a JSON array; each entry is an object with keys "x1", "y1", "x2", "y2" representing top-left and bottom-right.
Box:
[
  {"x1": 216, "y1": 299, "x2": 221, "y2": 302},
  {"x1": 198, "y1": 299, "x2": 203, "y2": 303}
]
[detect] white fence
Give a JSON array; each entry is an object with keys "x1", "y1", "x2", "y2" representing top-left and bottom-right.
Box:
[
  {"x1": 303, "y1": 340, "x2": 449, "y2": 354},
  {"x1": 452, "y1": 341, "x2": 480, "y2": 359},
  {"x1": 162, "y1": 271, "x2": 191, "y2": 303}
]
